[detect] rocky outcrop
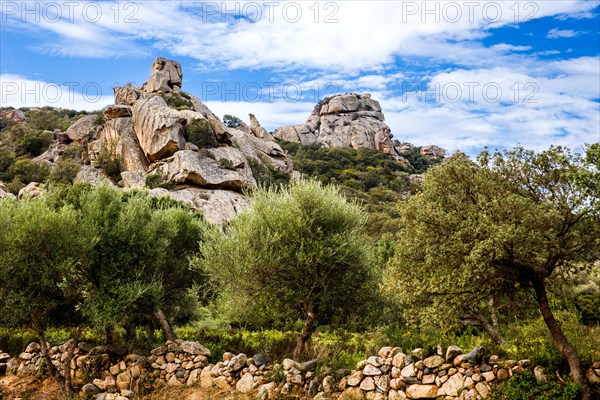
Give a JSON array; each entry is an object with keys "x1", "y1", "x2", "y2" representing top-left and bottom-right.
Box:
[
  {"x1": 104, "y1": 105, "x2": 132, "y2": 120},
  {"x1": 101, "y1": 118, "x2": 149, "y2": 174},
  {"x1": 74, "y1": 165, "x2": 114, "y2": 186},
  {"x1": 249, "y1": 114, "x2": 272, "y2": 140},
  {"x1": 0, "y1": 181, "x2": 15, "y2": 199},
  {"x1": 148, "y1": 187, "x2": 250, "y2": 225},
  {"x1": 420, "y1": 145, "x2": 447, "y2": 158},
  {"x1": 131, "y1": 96, "x2": 187, "y2": 162},
  {"x1": 66, "y1": 114, "x2": 99, "y2": 142},
  {"x1": 148, "y1": 149, "x2": 256, "y2": 192},
  {"x1": 114, "y1": 83, "x2": 147, "y2": 106},
  {"x1": 13, "y1": 57, "x2": 293, "y2": 224},
  {"x1": 142, "y1": 57, "x2": 183, "y2": 93},
  {"x1": 0, "y1": 109, "x2": 26, "y2": 124},
  {"x1": 18, "y1": 182, "x2": 44, "y2": 199},
  {"x1": 274, "y1": 93, "x2": 397, "y2": 157}
]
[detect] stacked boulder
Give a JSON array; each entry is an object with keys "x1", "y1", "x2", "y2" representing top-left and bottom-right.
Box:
[
  {"x1": 29, "y1": 57, "x2": 293, "y2": 225},
  {"x1": 274, "y1": 93, "x2": 398, "y2": 158}
]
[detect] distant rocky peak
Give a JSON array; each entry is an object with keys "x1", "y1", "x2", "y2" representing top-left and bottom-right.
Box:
[{"x1": 274, "y1": 92, "x2": 397, "y2": 158}]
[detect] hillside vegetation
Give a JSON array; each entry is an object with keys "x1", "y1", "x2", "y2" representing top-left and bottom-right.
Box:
[{"x1": 0, "y1": 107, "x2": 599, "y2": 399}]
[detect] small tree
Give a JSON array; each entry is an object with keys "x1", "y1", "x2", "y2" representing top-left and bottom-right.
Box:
[
  {"x1": 0, "y1": 197, "x2": 94, "y2": 395},
  {"x1": 385, "y1": 147, "x2": 599, "y2": 398},
  {"x1": 223, "y1": 114, "x2": 242, "y2": 128},
  {"x1": 198, "y1": 180, "x2": 373, "y2": 360}
]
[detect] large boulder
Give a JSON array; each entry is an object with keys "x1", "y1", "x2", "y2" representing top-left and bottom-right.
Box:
[
  {"x1": 104, "y1": 105, "x2": 132, "y2": 120},
  {"x1": 143, "y1": 57, "x2": 183, "y2": 93},
  {"x1": 114, "y1": 83, "x2": 147, "y2": 106},
  {"x1": 101, "y1": 117, "x2": 149, "y2": 174},
  {"x1": 248, "y1": 113, "x2": 272, "y2": 140},
  {"x1": 148, "y1": 187, "x2": 250, "y2": 225},
  {"x1": 74, "y1": 165, "x2": 114, "y2": 185},
  {"x1": 0, "y1": 109, "x2": 26, "y2": 124},
  {"x1": 18, "y1": 182, "x2": 44, "y2": 199},
  {"x1": 273, "y1": 93, "x2": 396, "y2": 157},
  {"x1": 229, "y1": 129, "x2": 293, "y2": 173},
  {"x1": 131, "y1": 96, "x2": 186, "y2": 162},
  {"x1": 0, "y1": 181, "x2": 15, "y2": 199},
  {"x1": 66, "y1": 114, "x2": 98, "y2": 142},
  {"x1": 148, "y1": 149, "x2": 256, "y2": 192}
]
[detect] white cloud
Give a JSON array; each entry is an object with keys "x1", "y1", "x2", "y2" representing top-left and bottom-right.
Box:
[
  {"x1": 0, "y1": 74, "x2": 113, "y2": 111},
  {"x1": 547, "y1": 28, "x2": 581, "y2": 39},
  {"x1": 2, "y1": 1, "x2": 598, "y2": 71},
  {"x1": 377, "y1": 57, "x2": 600, "y2": 153}
]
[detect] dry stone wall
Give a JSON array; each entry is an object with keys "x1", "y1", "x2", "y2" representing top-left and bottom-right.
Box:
[{"x1": 4, "y1": 341, "x2": 598, "y2": 399}]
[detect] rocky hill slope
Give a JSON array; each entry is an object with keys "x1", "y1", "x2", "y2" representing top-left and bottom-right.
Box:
[
  {"x1": 1, "y1": 58, "x2": 448, "y2": 225},
  {"x1": 23, "y1": 58, "x2": 294, "y2": 224}
]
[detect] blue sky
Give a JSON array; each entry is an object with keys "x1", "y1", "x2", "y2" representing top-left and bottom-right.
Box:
[{"x1": 1, "y1": 0, "x2": 599, "y2": 154}]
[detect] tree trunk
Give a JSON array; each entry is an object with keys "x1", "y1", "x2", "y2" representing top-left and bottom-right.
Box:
[
  {"x1": 104, "y1": 325, "x2": 114, "y2": 346},
  {"x1": 487, "y1": 296, "x2": 499, "y2": 329},
  {"x1": 471, "y1": 309, "x2": 505, "y2": 345},
  {"x1": 293, "y1": 301, "x2": 315, "y2": 361},
  {"x1": 533, "y1": 278, "x2": 590, "y2": 400},
  {"x1": 152, "y1": 308, "x2": 176, "y2": 342},
  {"x1": 146, "y1": 325, "x2": 155, "y2": 348},
  {"x1": 33, "y1": 324, "x2": 62, "y2": 384}
]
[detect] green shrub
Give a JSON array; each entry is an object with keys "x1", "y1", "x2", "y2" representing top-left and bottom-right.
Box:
[
  {"x1": 223, "y1": 114, "x2": 242, "y2": 128},
  {"x1": 93, "y1": 113, "x2": 105, "y2": 126},
  {"x1": 16, "y1": 129, "x2": 53, "y2": 157},
  {"x1": 145, "y1": 174, "x2": 175, "y2": 190},
  {"x1": 247, "y1": 158, "x2": 291, "y2": 189},
  {"x1": 7, "y1": 158, "x2": 50, "y2": 185},
  {"x1": 95, "y1": 142, "x2": 122, "y2": 182},
  {"x1": 48, "y1": 158, "x2": 81, "y2": 185},
  {"x1": 218, "y1": 158, "x2": 235, "y2": 170},
  {"x1": 185, "y1": 119, "x2": 218, "y2": 149},
  {"x1": 62, "y1": 143, "x2": 84, "y2": 160},
  {"x1": 160, "y1": 93, "x2": 193, "y2": 111},
  {"x1": 491, "y1": 370, "x2": 582, "y2": 400}
]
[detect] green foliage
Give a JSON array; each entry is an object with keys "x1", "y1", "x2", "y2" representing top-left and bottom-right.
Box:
[
  {"x1": 223, "y1": 114, "x2": 242, "y2": 128},
  {"x1": 247, "y1": 158, "x2": 291, "y2": 190},
  {"x1": 184, "y1": 119, "x2": 218, "y2": 148},
  {"x1": 0, "y1": 198, "x2": 94, "y2": 331},
  {"x1": 278, "y1": 141, "x2": 408, "y2": 235},
  {"x1": 385, "y1": 148, "x2": 600, "y2": 331},
  {"x1": 0, "y1": 328, "x2": 38, "y2": 355},
  {"x1": 218, "y1": 158, "x2": 235, "y2": 170},
  {"x1": 0, "y1": 146, "x2": 16, "y2": 180},
  {"x1": 145, "y1": 174, "x2": 175, "y2": 190},
  {"x1": 15, "y1": 129, "x2": 53, "y2": 157},
  {"x1": 197, "y1": 180, "x2": 375, "y2": 357},
  {"x1": 93, "y1": 113, "x2": 106, "y2": 126},
  {"x1": 95, "y1": 142, "x2": 122, "y2": 182},
  {"x1": 400, "y1": 146, "x2": 442, "y2": 173},
  {"x1": 48, "y1": 158, "x2": 81, "y2": 185},
  {"x1": 491, "y1": 370, "x2": 582, "y2": 400},
  {"x1": 501, "y1": 312, "x2": 600, "y2": 369},
  {"x1": 7, "y1": 158, "x2": 50, "y2": 185},
  {"x1": 23, "y1": 107, "x2": 85, "y2": 132},
  {"x1": 62, "y1": 143, "x2": 84, "y2": 160},
  {"x1": 160, "y1": 93, "x2": 193, "y2": 111}
]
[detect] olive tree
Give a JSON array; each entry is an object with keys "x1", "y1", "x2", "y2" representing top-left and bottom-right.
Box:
[
  {"x1": 198, "y1": 180, "x2": 373, "y2": 360},
  {"x1": 0, "y1": 197, "x2": 94, "y2": 394},
  {"x1": 385, "y1": 147, "x2": 599, "y2": 398}
]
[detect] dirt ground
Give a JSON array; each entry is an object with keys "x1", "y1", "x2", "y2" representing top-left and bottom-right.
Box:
[{"x1": 0, "y1": 376, "x2": 267, "y2": 400}]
